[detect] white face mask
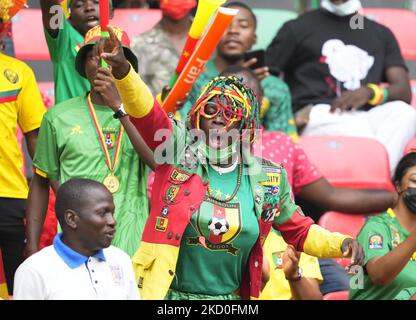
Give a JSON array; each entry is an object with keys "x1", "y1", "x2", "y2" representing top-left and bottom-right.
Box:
[{"x1": 321, "y1": 0, "x2": 362, "y2": 16}]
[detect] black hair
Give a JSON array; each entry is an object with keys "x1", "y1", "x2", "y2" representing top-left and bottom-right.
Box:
[
  {"x1": 55, "y1": 178, "x2": 108, "y2": 226},
  {"x1": 220, "y1": 65, "x2": 263, "y2": 99},
  {"x1": 221, "y1": 65, "x2": 257, "y2": 80},
  {"x1": 393, "y1": 152, "x2": 416, "y2": 185},
  {"x1": 224, "y1": 1, "x2": 257, "y2": 28}
]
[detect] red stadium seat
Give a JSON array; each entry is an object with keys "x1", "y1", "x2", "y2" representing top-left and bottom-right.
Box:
[
  {"x1": 12, "y1": 8, "x2": 161, "y2": 61},
  {"x1": 362, "y1": 8, "x2": 416, "y2": 60},
  {"x1": 299, "y1": 136, "x2": 393, "y2": 191},
  {"x1": 38, "y1": 81, "x2": 55, "y2": 108},
  {"x1": 109, "y1": 9, "x2": 162, "y2": 40},
  {"x1": 323, "y1": 290, "x2": 349, "y2": 300},
  {"x1": 12, "y1": 9, "x2": 49, "y2": 60},
  {"x1": 318, "y1": 211, "x2": 366, "y2": 238},
  {"x1": 411, "y1": 79, "x2": 416, "y2": 109},
  {"x1": 319, "y1": 211, "x2": 367, "y2": 267}
]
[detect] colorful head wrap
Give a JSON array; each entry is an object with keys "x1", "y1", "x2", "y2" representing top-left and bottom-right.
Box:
[{"x1": 188, "y1": 75, "x2": 260, "y2": 143}]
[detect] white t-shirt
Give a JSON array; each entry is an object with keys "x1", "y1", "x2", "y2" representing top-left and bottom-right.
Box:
[{"x1": 13, "y1": 241, "x2": 140, "y2": 300}]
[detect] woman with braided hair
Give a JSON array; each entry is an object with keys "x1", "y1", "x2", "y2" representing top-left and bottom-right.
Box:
[{"x1": 96, "y1": 26, "x2": 365, "y2": 300}]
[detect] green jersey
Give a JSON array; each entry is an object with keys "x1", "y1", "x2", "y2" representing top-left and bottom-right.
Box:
[
  {"x1": 170, "y1": 164, "x2": 259, "y2": 298},
  {"x1": 33, "y1": 95, "x2": 149, "y2": 256},
  {"x1": 179, "y1": 59, "x2": 298, "y2": 137},
  {"x1": 44, "y1": 19, "x2": 90, "y2": 104},
  {"x1": 350, "y1": 209, "x2": 416, "y2": 300}
]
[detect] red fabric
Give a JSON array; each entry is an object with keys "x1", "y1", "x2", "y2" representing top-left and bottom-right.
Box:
[
  {"x1": 141, "y1": 164, "x2": 207, "y2": 246},
  {"x1": 253, "y1": 131, "x2": 322, "y2": 194},
  {"x1": 362, "y1": 8, "x2": 416, "y2": 60},
  {"x1": 299, "y1": 136, "x2": 393, "y2": 191},
  {"x1": 275, "y1": 209, "x2": 315, "y2": 252},
  {"x1": 129, "y1": 99, "x2": 172, "y2": 150},
  {"x1": 323, "y1": 290, "x2": 349, "y2": 300},
  {"x1": 39, "y1": 189, "x2": 57, "y2": 249}
]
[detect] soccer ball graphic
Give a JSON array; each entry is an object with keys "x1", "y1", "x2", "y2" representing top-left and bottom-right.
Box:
[{"x1": 208, "y1": 217, "x2": 229, "y2": 236}]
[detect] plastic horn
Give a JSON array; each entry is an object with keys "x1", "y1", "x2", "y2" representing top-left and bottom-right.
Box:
[
  {"x1": 169, "y1": 0, "x2": 226, "y2": 87},
  {"x1": 162, "y1": 7, "x2": 238, "y2": 114},
  {"x1": 99, "y1": 0, "x2": 110, "y2": 67}
]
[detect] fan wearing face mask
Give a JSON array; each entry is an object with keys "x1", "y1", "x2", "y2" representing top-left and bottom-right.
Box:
[
  {"x1": 350, "y1": 152, "x2": 416, "y2": 300},
  {"x1": 266, "y1": 0, "x2": 416, "y2": 174},
  {"x1": 130, "y1": 0, "x2": 196, "y2": 95}
]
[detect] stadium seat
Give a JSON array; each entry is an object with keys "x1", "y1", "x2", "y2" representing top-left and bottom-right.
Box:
[
  {"x1": 38, "y1": 81, "x2": 55, "y2": 108},
  {"x1": 362, "y1": 8, "x2": 416, "y2": 60},
  {"x1": 318, "y1": 211, "x2": 366, "y2": 238},
  {"x1": 12, "y1": 9, "x2": 49, "y2": 60},
  {"x1": 319, "y1": 211, "x2": 367, "y2": 267},
  {"x1": 252, "y1": 8, "x2": 297, "y2": 50},
  {"x1": 12, "y1": 8, "x2": 161, "y2": 61},
  {"x1": 299, "y1": 136, "x2": 394, "y2": 191},
  {"x1": 411, "y1": 79, "x2": 416, "y2": 109},
  {"x1": 323, "y1": 290, "x2": 349, "y2": 300},
  {"x1": 110, "y1": 9, "x2": 162, "y2": 40}
]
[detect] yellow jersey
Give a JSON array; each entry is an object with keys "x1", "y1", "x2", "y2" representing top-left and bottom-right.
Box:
[
  {"x1": 0, "y1": 53, "x2": 45, "y2": 198},
  {"x1": 260, "y1": 229, "x2": 323, "y2": 300}
]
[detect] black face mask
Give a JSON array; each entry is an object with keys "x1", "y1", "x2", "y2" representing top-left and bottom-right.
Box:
[{"x1": 403, "y1": 187, "x2": 416, "y2": 214}]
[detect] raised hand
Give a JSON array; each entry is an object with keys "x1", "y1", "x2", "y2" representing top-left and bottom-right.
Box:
[{"x1": 93, "y1": 25, "x2": 130, "y2": 79}]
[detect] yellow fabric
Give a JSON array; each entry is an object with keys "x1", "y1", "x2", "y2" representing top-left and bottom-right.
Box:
[
  {"x1": 303, "y1": 224, "x2": 351, "y2": 258},
  {"x1": 0, "y1": 53, "x2": 46, "y2": 198},
  {"x1": 34, "y1": 168, "x2": 48, "y2": 178},
  {"x1": 113, "y1": 64, "x2": 154, "y2": 118},
  {"x1": 387, "y1": 208, "x2": 396, "y2": 218},
  {"x1": 260, "y1": 231, "x2": 323, "y2": 300},
  {"x1": 0, "y1": 283, "x2": 8, "y2": 300},
  {"x1": 367, "y1": 83, "x2": 384, "y2": 106},
  {"x1": 132, "y1": 241, "x2": 180, "y2": 300}
]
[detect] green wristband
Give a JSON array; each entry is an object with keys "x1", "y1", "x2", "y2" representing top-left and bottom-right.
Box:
[{"x1": 381, "y1": 87, "x2": 389, "y2": 104}]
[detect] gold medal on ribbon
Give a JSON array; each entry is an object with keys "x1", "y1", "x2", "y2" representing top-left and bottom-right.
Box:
[
  {"x1": 87, "y1": 94, "x2": 124, "y2": 194},
  {"x1": 103, "y1": 174, "x2": 120, "y2": 193}
]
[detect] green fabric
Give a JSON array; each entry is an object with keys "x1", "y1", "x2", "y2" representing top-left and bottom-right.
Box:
[
  {"x1": 171, "y1": 165, "x2": 259, "y2": 296},
  {"x1": 166, "y1": 288, "x2": 240, "y2": 300},
  {"x1": 394, "y1": 287, "x2": 416, "y2": 300},
  {"x1": 179, "y1": 59, "x2": 297, "y2": 136},
  {"x1": 350, "y1": 212, "x2": 416, "y2": 300},
  {"x1": 44, "y1": 19, "x2": 90, "y2": 104},
  {"x1": 251, "y1": 9, "x2": 297, "y2": 51},
  {"x1": 33, "y1": 95, "x2": 149, "y2": 256}
]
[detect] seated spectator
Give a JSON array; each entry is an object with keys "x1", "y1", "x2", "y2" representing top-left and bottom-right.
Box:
[
  {"x1": 350, "y1": 152, "x2": 416, "y2": 300},
  {"x1": 130, "y1": 0, "x2": 196, "y2": 95},
  {"x1": 266, "y1": 0, "x2": 416, "y2": 172},
  {"x1": 179, "y1": 1, "x2": 298, "y2": 139},
  {"x1": 14, "y1": 178, "x2": 141, "y2": 300}
]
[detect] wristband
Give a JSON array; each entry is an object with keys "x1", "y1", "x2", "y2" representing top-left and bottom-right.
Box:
[
  {"x1": 113, "y1": 103, "x2": 128, "y2": 119},
  {"x1": 367, "y1": 84, "x2": 384, "y2": 106},
  {"x1": 380, "y1": 87, "x2": 389, "y2": 104}
]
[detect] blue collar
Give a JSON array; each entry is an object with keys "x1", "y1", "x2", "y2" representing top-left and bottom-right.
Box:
[{"x1": 53, "y1": 233, "x2": 106, "y2": 269}]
